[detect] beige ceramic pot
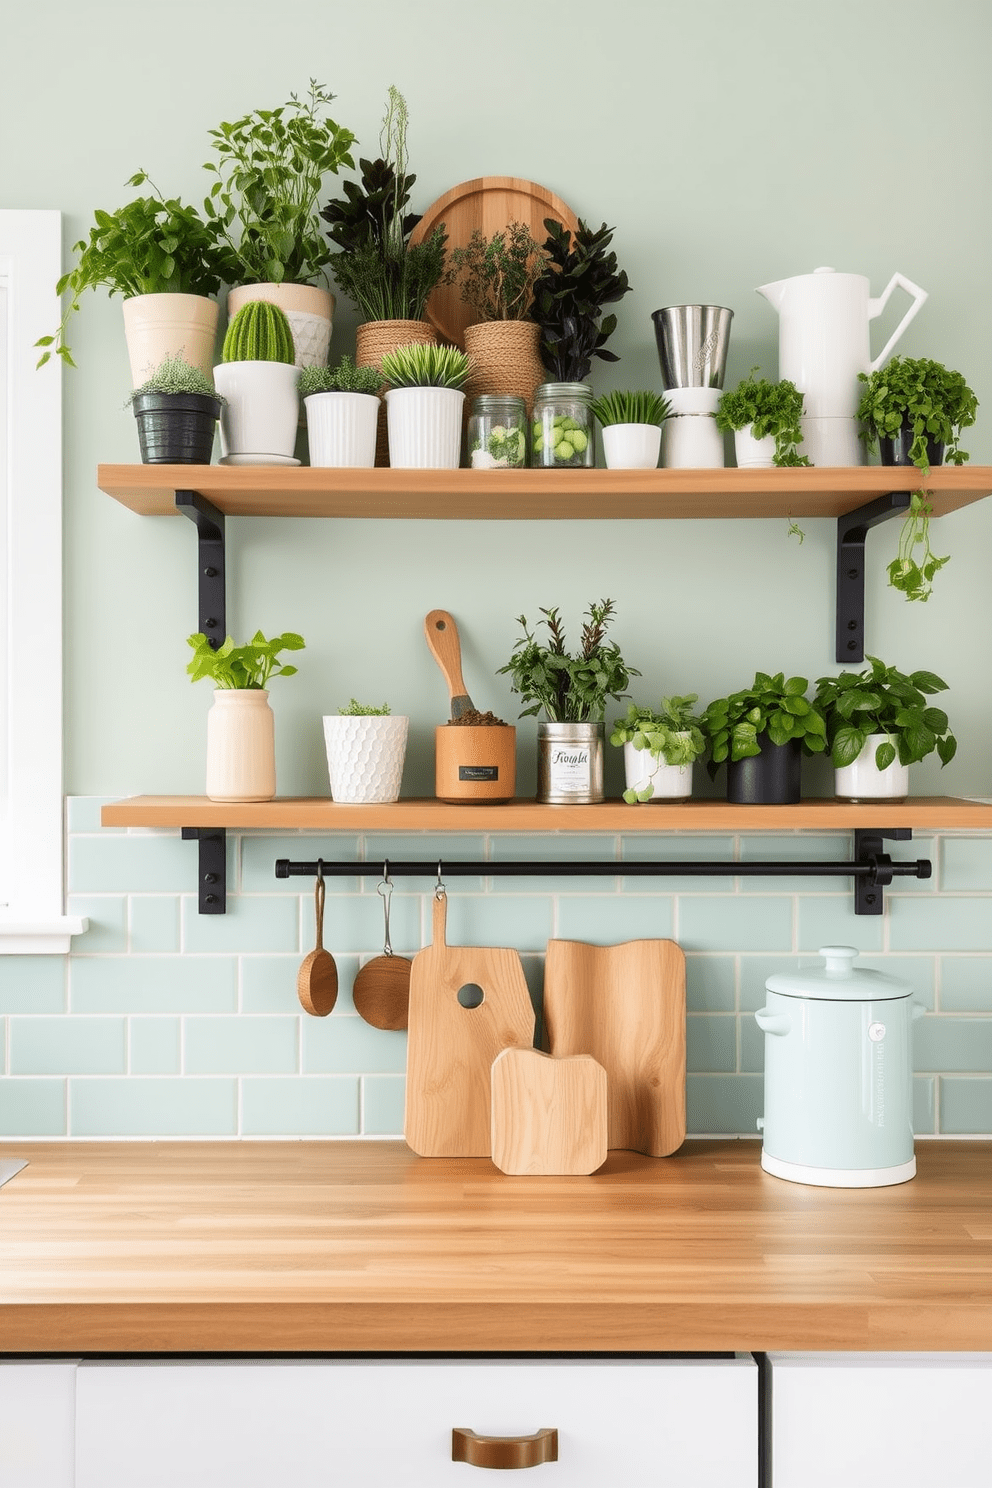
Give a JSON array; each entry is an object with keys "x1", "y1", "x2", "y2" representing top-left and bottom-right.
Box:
[
  {"x1": 122, "y1": 292, "x2": 219, "y2": 386},
  {"x1": 226, "y1": 283, "x2": 335, "y2": 369},
  {"x1": 205, "y1": 690, "x2": 276, "y2": 802}
]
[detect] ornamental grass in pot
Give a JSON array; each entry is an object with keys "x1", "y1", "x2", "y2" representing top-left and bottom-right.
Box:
[
  {"x1": 380, "y1": 342, "x2": 471, "y2": 469},
  {"x1": 704, "y1": 671, "x2": 827, "y2": 804},
  {"x1": 590, "y1": 389, "x2": 671, "y2": 470},
  {"x1": 300, "y1": 356, "x2": 382, "y2": 468},
  {"x1": 126, "y1": 355, "x2": 222, "y2": 465},
  {"x1": 611, "y1": 696, "x2": 705, "y2": 803},
  {"x1": 187, "y1": 630, "x2": 305, "y2": 802}
]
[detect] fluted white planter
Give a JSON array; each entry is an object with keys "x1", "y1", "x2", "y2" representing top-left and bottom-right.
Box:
[
  {"x1": 123, "y1": 292, "x2": 220, "y2": 385},
  {"x1": 601, "y1": 423, "x2": 662, "y2": 470},
  {"x1": 322, "y1": 714, "x2": 409, "y2": 804},
  {"x1": 305, "y1": 391, "x2": 380, "y2": 468},
  {"x1": 214, "y1": 361, "x2": 301, "y2": 463},
  {"x1": 385, "y1": 386, "x2": 465, "y2": 469},
  {"x1": 623, "y1": 740, "x2": 693, "y2": 802},
  {"x1": 205, "y1": 690, "x2": 276, "y2": 802},
  {"x1": 834, "y1": 732, "x2": 909, "y2": 803},
  {"x1": 734, "y1": 425, "x2": 777, "y2": 468}
]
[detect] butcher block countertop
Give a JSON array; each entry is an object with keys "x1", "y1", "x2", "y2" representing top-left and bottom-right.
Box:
[{"x1": 1, "y1": 1139, "x2": 990, "y2": 1355}]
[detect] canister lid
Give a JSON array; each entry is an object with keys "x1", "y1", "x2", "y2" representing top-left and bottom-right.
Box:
[{"x1": 765, "y1": 945, "x2": 912, "y2": 1002}]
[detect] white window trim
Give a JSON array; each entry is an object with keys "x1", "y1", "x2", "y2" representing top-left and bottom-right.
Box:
[{"x1": 0, "y1": 209, "x2": 86, "y2": 952}]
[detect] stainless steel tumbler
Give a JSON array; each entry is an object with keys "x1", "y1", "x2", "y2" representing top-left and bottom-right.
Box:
[{"x1": 652, "y1": 305, "x2": 734, "y2": 389}]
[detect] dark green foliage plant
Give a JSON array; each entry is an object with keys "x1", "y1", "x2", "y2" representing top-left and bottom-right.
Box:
[
  {"x1": 186, "y1": 630, "x2": 305, "y2": 689},
  {"x1": 448, "y1": 222, "x2": 547, "y2": 322},
  {"x1": 35, "y1": 174, "x2": 237, "y2": 368},
  {"x1": 813, "y1": 655, "x2": 956, "y2": 770},
  {"x1": 610, "y1": 696, "x2": 705, "y2": 803},
  {"x1": 380, "y1": 343, "x2": 471, "y2": 389},
  {"x1": 298, "y1": 356, "x2": 382, "y2": 396},
  {"x1": 715, "y1": 369, "x2": 810, "y2": 466},
  {"x1": 203, "y1": 80, "x2": 355, "y2": 286},
  {"x1": 498, "y1": 599, "x2": 640, "y2": 723},
  {"x1": 531, "y1": 219, "x2": 632, "y2": 383},
  {"x1": 125, "y1": 354, "x2": 220, "y2": 403},
  {"x1": 590, "y1": 389, "x2": 671, "y2": 427},
  {"x1": 222, "y1": 301, "x2": 295, "y2": 363},
  {"x1": 704, "y1": 672, "x2": 827, "y2": 776}
]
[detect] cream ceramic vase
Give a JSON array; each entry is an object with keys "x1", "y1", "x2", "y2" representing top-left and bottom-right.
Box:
[
  {"x1": 205, "y1": 690, "x2": 276, "y2": 802},
  {"x1": 226, "y1": 283, "x2": 335, "y2": 369},
  {"x1": 322, "y1": 714, "x2": 409, "y2": 804},
  {"x1": 122, "y1": 292, "x2": 220, "y2": 385},
  {"x1": 834, "y1": 733, "x2": 909, "y2": 802}
]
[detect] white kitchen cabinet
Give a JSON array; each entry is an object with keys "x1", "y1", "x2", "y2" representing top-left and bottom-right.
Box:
[
  {"x1": 768, "y1": 1352, "x2": 992, "y2": 1487},
  {"x1": 75, "y1": 1356, "x2": 758, "y2": 1488},
  {"x1": 0, "y1": 1361, "x2": 77, "y2": 1488}
]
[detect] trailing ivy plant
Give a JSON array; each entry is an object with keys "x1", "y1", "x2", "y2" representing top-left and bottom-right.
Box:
[
  {"x1": 813, "y1": 655, "x2": 956, "y2": 770},
  {"x1": 715, "y1": 369, "x2": 810, "y2": 467},
  {"x1": 610, "y1": 696, "x2": 706, "y2": 803},
  {"x1": 531, "y1": 219, "x2": 632, "y2": 383},
  {"x1": 497, "y1": 599, "x2": 640, "y2": 723},
  {"x1": 856, "y1": 356, "x2": 978, "y2": 603},
  {"x1": 186, "y1": 630, "x2": 305, "y2": 688},
  {"x1": 704, "y1": 672, "x2": 827, "y2": 776},
  {"x1": 447, "y1": 222, "x2": 547, "y2": 322}
]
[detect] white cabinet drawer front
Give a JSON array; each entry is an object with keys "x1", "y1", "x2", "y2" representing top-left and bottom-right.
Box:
[
  {"x1": 769, "y1": 1352, "x2": 992, "y2": 1488},
  {"x1": 0, "y1": 1362, "x2": 76, "y2": 1488},
  {"x1": 76, "y1": 1356, "x2": 757, "y2": 1488}
]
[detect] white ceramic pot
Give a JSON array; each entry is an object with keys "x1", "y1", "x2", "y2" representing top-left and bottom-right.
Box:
[
  {"x1": 205, "y1": 689, "x2": 276, "y2": 802},
  {"x1": 322, "y1": 714, "x2": 409, "y2": 804},
  {"x1": 122, "y1": 292, "x2": 219, "y2": 385},
  {"x1": 214, "y1": 361, "x2": 301, "y2": 462},
  {"x1": 305, "y1": 391, "x2": 380, "y2": 468},
  {"x1": 601, "y1": 423, "x2": 662, "y2": 470},
  {"x1": 797, "y1": 415, "x2": 864, "y2": 467},
  {"x1": 623, "y1": 740, "x2": 693, "y2": 802},
  {"x1": 385, "y1": 387, "x2": 465, "y2": 469},
  {"x1": 660, "y1": 387, "x2": 723, "y2": 469},
  {"x1": 834, "y1": 733, "x2": 909, "y2": 802},
  {"x1": 226, "y1": 283, "x2": 335, "y2": 369},
  {"x1": 734, "y1": 425, "x2": 777, "y2": 468}
]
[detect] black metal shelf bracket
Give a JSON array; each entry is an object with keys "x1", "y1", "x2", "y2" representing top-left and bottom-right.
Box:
[
  {"x1": 176, "y1": 490, "x2": 226, "y2": 649},
  {"x1": 836, "y1": 491, "x2": 911, "y2": 663},
  {"x1": 182, "y1": 827, "x2": 227, "y2": 914},
  {"x1": 853, "y1": 827, "x2": 930, "y2": 915}
]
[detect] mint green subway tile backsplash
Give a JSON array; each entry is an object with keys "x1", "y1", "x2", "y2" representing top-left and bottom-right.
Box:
[{"x1": 2, "y1": 807, "x2": 991, "y2": 1140}]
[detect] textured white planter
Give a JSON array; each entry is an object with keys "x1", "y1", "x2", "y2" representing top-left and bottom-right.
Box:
[
  {"x1": 205, "y1": 690, "x2": 276, "y2": 802},
  {"x1": 734, "y1": 424, "x2": 777, "y2": 468},
  {"x1": 214, "y1": 361, "x2": 301, "y2": 462},
  {"x1": 322, "y1": 714, "x2": 409, "y2": 804},
  {"x1": 305, "y1": 391, "x2": 380, "y2": 468},
  {"x1": 601, "y1": 423, "x2": 663, "y2": 470},
  {"x1": 834, "y1": 732, "x2": 909, "y2": 802},
  {"x1": 122, "y1": 292, "x2": 219, "y2": 385},
  {"x1": 385, "y1": 387, "x2": 465, "y2": 469},
  {"x1": 623, "y1": 740, "x2": 693, "y2": 802},
  {"x1": 226, "y1": 283, "x2": 335, "y2": 369}
]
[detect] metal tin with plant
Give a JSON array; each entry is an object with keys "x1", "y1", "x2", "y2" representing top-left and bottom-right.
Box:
[
  {"x1": 813, "y1": 655, "x2": 956, "y2": 771},
  {"x1": 380, "y1": 342, "x2": 471, "y2": 389},
  {"x1": 531, "y1": 219, "x2": 631, "y2": 383},
  {"x1": 299, "y1": 357, "x2": 383, "y2": 397},
  {"x1": 715, "y1": 369, "x2": 810, "y2": 466},
  {"x1": 611, "y1": 696, "x2": 706, "y2": 803},
  {"x1": 498, "y1": 599, "x2": 639, "y2": 723},
  {"x1": 186, "y1": 631, "x2": 305, "y2": 687}
]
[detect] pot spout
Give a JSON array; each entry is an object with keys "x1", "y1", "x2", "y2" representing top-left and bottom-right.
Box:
[{"x1": 755, "y1": 279, "x2": 788, "y2": 312}]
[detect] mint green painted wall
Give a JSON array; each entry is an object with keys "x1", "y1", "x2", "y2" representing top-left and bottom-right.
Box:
[{"x1": 2, "y1": 0, "x2": 990, "y2": 799}]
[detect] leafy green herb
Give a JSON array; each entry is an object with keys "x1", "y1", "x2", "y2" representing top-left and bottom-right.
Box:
[
  {"x1": 532, "y1": 219, "x2": 631, "y2": 383},
  {"x1": 610, "y1": 697, "x2": 706, "y2": 803},
  {"x1": 590, "y1": 389, "x2": 671, "y2": 428},
  {"x1": 813, "y1": 655, "x2": 956, "y2": 769},
  {"x1": 380, "y1": 342, "x2": 471, "y2": 389},
  {"x1": 498, "y1": 599, "x2": 639, "y2": 723},
  {"x1": 186, "y1": 630, "x2": 305, "y2": 689},
  {"x1": 448, "y1": 222, "x2": 547, "y2": 323},
  {"x1": 704, "y1": 672, "x2": 827, "y2": 776},
  {"x1": 715, "y1": 369, "x2": 810, "y2": 467},
  {"x1": 299, "y1": 356, "x2": 382, "y2": 396},
  {"x1": 338, "y1": 699, "x2": 390, "y2": 715}
]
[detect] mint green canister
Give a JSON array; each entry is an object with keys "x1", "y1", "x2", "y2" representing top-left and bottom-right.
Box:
[{"x1": 755, "y1": 946, "x2": 924, "y2": 1189}]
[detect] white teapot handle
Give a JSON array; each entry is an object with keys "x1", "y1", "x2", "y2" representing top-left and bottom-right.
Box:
[
  {"x1": 868, "y1": 271, "x2": 928, "y2": 372},
  {"x1": 755, "y1": 1007, "x2": 791, "y2": 1037}
]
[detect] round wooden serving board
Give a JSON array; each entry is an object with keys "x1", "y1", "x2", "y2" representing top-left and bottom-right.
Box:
[{"x1": 409, "y1": 176, "x2": 580, "y2": 349}]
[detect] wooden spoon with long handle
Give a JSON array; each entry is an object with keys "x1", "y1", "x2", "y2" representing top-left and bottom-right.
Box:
[
  {"x1": 297, "y1": 868, "x2": 338, "y2": 1016},
  {"x1": 425, "y1": 609, "x2": 475, "y2": 719}
]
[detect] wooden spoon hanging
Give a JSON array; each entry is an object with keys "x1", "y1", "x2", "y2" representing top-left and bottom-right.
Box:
[
  {"x1": 353, "y1": 875, "x2": 411, "y2": 1030},
  {"x1": 297, "y1": 869, "x2": 338, "y2": 1016}
]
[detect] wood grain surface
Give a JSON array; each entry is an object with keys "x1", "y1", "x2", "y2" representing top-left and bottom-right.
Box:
[
  {"x1": 491, "y1": 1048, "x2": 607, "y2": 1176},
  {"x1": 544, "y1": 939, "x2": 686, "y2": 1157},
  {"x1": 0, "y1": 1140, "x2": 990, "y2": 1354}
]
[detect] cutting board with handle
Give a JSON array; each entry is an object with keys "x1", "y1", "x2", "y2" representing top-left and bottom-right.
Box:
[
  {"x1": 544, "y1": 939, "x2": 686, "y2": 1157},
  {"x1": 491, "y1": 1047, "x2": 607, "y2": 1176},
  {"x1": 405, "y1": 892, "x2": 536, "y2": 1157}
]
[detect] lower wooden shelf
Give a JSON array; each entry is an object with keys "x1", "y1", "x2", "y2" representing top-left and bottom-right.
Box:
[{"x1": 101, "y1": 795, "x2": 992, "y2": 832}]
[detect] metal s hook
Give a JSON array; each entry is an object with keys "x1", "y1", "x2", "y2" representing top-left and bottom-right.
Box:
[
  {"x1": 376, "y1": 859, "x2": 394, "y2": 957},
  {"x1": 435, "y1": 860, "x2": 446, "y2": 901}
]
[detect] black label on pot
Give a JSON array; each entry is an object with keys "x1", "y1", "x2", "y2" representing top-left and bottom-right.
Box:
[{"x1": 459, "y1": 765, "x2": 498, "y2": 781}]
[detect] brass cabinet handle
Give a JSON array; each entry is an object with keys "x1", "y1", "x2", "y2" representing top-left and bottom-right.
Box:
[{"x1": 452, "y1": 1427, "x2": 559, "y2": 1470}]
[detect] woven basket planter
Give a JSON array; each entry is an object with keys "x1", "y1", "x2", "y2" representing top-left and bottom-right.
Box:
[
  {"x1": 356, "y1": 319, "x2": 438, "y2": 467},
  {"x1": 464, "y1": 321, "x2": 545, "y2": 421}
]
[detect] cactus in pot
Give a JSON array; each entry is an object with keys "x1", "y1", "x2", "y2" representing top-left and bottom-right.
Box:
[
  {"x1": 215, "y1": 300, "x2": 301, "y2": 462},
  {"x1": 222, "y1": 300, "x2": 296, "y2": 363}
]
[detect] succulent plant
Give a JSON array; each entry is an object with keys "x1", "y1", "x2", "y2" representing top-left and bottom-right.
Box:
[{"x1": 222, "y1": 301, "x2": 295, "y2": 364}]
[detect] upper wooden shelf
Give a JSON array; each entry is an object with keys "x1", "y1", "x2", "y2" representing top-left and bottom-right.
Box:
[
  {"x1": 102, "y1": 795, "x2": 992, "y2": 832},
  {"x1": 97, "y1": 463, "x2": 992, "y2": 522}
]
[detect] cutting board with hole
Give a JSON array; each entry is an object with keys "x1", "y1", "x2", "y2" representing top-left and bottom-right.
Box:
[
  {"x1": 491, "y1": 1047, "x2": 607, "y2": 1176},
  {"x1": 544, "y1": 939, "x2": 686, "y2": 1157},
  {"x1": 405, "y1": 893, "x2": 536, "y2": 1157}
]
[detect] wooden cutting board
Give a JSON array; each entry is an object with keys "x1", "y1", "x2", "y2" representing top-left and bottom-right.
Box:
[
  {"x1": 544, "y1": 939, "x2": 686, "y2": 1157},
  {"x1": 491, "y1": 1047, "x2": 607, "y2": 1176},
  {"x1": 405, "y1": 893, "x2": 536, "y2": 1157}
]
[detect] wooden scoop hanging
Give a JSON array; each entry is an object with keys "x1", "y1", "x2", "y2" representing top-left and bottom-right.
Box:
[
  {"x1": 352, "y1": 865, "x2": 412, "y2": 1030},
  {"x1": 297, "y1": 863, "x2": 338, "y2": 1017}
]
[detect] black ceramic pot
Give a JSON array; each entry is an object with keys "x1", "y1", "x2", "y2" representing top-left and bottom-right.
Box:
[
  {"x1": 132, "y1": 391, "x2": 220, "y2": 465},
  {"x1": 878, "y1": 426, "x2": 944, "y2": 469},
  {"x1": 726, "y1": 735, "x2": 802, "y2": 805}
]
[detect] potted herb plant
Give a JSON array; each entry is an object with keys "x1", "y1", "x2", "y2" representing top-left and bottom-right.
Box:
[
  {"x1": 715, "y1": 369, "x2": 811, "y2": 468},
  {"x1": 856, "y1": 355, "x2": 978, "y2": 602},
  {"x1": 529, "y1": 218, "x2": 631, "y2": 469},
  {"x1": 214, "y1": 300, "x2": 301, "y2": 464},
  {"x1": 498, "y1": 599, "x2": 639, "y2": 804},
  {"x1": 300, "y1": 356, "x2": 382, "y2": 468},
  {"x1": 610, "y1": 696, "x2": 706, "y2": 803},
  {"x1": 322, "y1": 700, "x2": 409, "y2": 805},
  {"x1": 447, "y1": 221, "x2": 548, "y2": 415},
  {"x1": 814, "y1": 655, "x2": 956, "y2": 802},
  {"x1": 704, "y1": 671, "x2": 827, "y2": 804},
  {"x1": 204, "y1": 81, "x2": 356, "y2": 367},
  {"x1": 590, "y1": 389, "x2": 672, "y2": 470},
  {"x1": 126, "y1": 354, "x2": 222, "y2": 465},
  {"x1": 35, "y1": 172, "x2": 236, "y2": 379},
  {"x1": 380, "y1": 343, "x2": 471, "y2": 469},
  {"x1": 187, "y1": 630, "x2": 305, "y2": 802}
]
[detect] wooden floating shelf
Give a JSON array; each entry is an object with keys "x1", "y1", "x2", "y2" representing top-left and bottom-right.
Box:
[
  {"x1": 97, "y1": 463, "x2": 992, "y2": 522},
  {"x1": 102, "y1": 795, "x2": 992, "y2": 833}
]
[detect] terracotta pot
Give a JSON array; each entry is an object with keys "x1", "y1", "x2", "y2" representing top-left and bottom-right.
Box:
[
  {"x1": 435, "y1": 724, "x2": 516, "y2": 803},
  {"x1": 356, "y1": 319, "x2": 438, "y2": 467},
  {"x1": 226, "y1": 283, "x2": 335, "y2": 369},
  {"x1": 122, "y1": 292, "x2": 219, "y2": 386},
  {"x1": 464, "y1": 321, "x2": 545, "y2": 420}
]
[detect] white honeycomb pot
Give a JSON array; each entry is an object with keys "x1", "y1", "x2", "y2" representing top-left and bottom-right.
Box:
[{"x1": 322, "y1": 714, "x2": 409, "y2": 804}]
